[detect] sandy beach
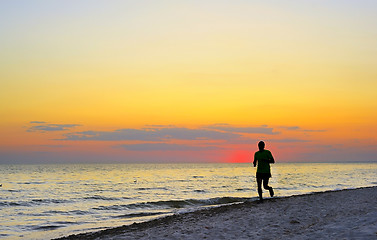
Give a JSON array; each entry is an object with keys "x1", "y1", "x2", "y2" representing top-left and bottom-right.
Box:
[{"x1": 56, "y1": 186, "x2": 377, "y2": 240}]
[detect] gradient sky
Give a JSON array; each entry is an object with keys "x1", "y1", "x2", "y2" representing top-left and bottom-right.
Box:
[{"x1": 1, "y1": 1, "x2": 376, "y2": 164}]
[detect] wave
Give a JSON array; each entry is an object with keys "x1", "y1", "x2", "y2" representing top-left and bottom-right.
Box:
[
  {"x1": 67, "y1": 210, "x2": 92, "y2": 215},
  {"x1": 0, "y1": 198, "x2": 74, "y2": 207},
  {"x1": 32, "y1": 225, "x2": 62, "y2": 231},
  {"x1": 84, "y1": 196, "x2": 120, "y2": 201},
  {"x1": 18, "y1": 181, "x2": 46, "y2": 185},
  {"x1": 6, "y1": 189, "x2": 21, "y2": 192},
  {"x1": 42, "y1": 210, "x2": 92, "y2": 216},
  {"x1": 194, "y1": 189, "x2": 206, "y2": 193},
  {"x1": 31, "y1": 199, "x2": 72, "y2": 204},
  {"x1": 113, "y1": 211, "x2": 168, "y2": 219},
  {"x1": 235, "y1": 188, "x2": 253, "y2": 191},
  {"x1": 93, "y1": 196, "x2": 250, "y2": 211},
  {"x1": 0, "y1": 201, "x2": 31, "y2": 207},
  {"x1": 136, "y1": 187, "x2": 169, "y2": 191}
]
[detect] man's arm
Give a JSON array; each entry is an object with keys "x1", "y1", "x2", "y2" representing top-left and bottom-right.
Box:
[
  {"x1": 269, "y1": 151, "x2": 275, "y2": 164},
  {"x1": 253, "y1": 153, "x2": 257, "y2": 167}
]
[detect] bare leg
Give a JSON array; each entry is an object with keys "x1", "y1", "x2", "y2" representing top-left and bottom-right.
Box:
[
  {"x1": 263, "y1": 178, "x2": 274, "y2": 197},
  {"x1": 257, "y1": 177, "x2": 263, "y2": 200}
]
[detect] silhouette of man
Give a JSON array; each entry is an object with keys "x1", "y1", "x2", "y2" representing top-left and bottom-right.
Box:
[{"x1": 253, "y1": 141, "x2": 274, "y2": 201}]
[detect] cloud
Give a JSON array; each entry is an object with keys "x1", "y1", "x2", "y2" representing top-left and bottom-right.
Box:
[
  {"x1": 284, "y1": 126, "x2": 300, "y2": 130},
  {"x1": 118, "y1": 143, "x2": 222, "y2": 151},
  {"x1": 30, "y1": 121, "x2": 46, "y2": 124},
  {"x1": 27, "y1": 122, "x2": 81, "y2": 132},
  {"x1": 269, "y1": 138, "x2": 310, "y2": 143},
  {"x1": 63, "y1": 129, "x2": 161, "y2": 141},
  {"x1": 296, "y1": 147, "x2": 377, "y2": 163},
  {"x1": 61, "y1": 127, "x2": 241, "y2": 141},
  {"x1": 157, "y1": 127, "x2": 240, "y2": 140},
  {"x1": 38, "y1": 145, "x2": 68, "y2": 148},
  {"x1": 302, "y1": 129, "x2": 326, "y2": 133},
  {"x1": 207, "y1": 124, "x2": 279, "y2": 135},
  {"x1": 281, "y1": 126, "x2": 326, "y2": 132},
  {"x1": 144, "y1": 124, "x2": 176, "y2": 128},
  {"x1": 305, "y1": 144, "x2": 344, "y2": 149}
]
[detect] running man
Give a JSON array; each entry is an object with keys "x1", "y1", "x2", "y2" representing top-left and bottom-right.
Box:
[{"x1": 253, "y1": 141, "x2": 275, "y2": 201}]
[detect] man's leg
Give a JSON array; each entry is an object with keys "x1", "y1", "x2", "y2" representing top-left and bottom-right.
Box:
[
  {"x1": 257, "y1": 177, "x2": 263, "y2": 200},
  {"x1": 263, "y1": 178, "x2": 274, "y2": 197}
]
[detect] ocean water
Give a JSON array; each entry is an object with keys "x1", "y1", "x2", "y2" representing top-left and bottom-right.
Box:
[{"x1": 1, "y1": 163, "x2": 376, "y2": 239}]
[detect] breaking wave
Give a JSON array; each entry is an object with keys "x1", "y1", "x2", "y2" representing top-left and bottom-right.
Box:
[{"x1": 94, "y1": 196, "x2": 250, "y2": 211}]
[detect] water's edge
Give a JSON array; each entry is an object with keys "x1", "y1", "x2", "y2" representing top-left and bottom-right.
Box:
[{"x1": 54, "y1": 186, "x2": 377, "y2": 240}]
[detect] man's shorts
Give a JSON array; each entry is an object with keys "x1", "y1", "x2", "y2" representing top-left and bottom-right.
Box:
[{"x1": 256, "y1": 172, "x2": 271, "y2": 179}]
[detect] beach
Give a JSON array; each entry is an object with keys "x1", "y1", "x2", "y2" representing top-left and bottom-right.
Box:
[{"x1": 57, "y1": 186, "x2": 377, "y2": 240}]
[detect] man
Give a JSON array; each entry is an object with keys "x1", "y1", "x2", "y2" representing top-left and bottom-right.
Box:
[{"x1": 253, "y1": 141, "x2": 275, "y2": 201}]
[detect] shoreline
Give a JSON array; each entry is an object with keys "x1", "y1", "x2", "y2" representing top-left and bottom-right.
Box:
[{"x1": 55, "y1": 186, "x2": 377, "y2": 240}]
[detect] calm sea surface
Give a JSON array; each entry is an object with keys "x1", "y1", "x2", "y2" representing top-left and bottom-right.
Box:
[{"x1": 1, "y1": 163, "x2": 376, "y2": 239}]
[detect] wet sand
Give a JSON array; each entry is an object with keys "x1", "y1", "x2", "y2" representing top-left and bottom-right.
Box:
[{"x1": 56, "y1": 186, "x2": 377, "y2": 240}]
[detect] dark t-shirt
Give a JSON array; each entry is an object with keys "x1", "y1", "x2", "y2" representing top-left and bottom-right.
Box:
[{"x1": 254, "y1": 150, "x2": 274, "y2": 173}]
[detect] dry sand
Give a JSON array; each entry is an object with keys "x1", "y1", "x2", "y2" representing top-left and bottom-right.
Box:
[{"x1": 57, "y1": 186, "x2": 377, "y2": 240}]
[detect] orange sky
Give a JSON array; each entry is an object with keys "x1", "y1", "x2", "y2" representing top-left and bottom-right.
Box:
[{"x1": 1, "y1": 1, "x2": 376, "y2": 163}]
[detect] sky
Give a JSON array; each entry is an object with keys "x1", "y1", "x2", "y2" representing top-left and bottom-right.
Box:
[{"x1": 1, "y1": 0, "x2": 376, "y2": 164}]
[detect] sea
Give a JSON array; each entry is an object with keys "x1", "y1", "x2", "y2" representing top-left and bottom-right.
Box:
[{"x1": 1, "y1": 163, "x2": 376, "y2": 239}]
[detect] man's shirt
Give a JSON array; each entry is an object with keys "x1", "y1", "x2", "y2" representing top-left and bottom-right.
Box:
[{"x1": 254, "y1": 150, "x2": 274, "y2": 173}]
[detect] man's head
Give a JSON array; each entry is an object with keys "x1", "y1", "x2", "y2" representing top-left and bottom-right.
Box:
[{"x1": 258, "y1": 141, "x2": 265, "y2": 151}]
